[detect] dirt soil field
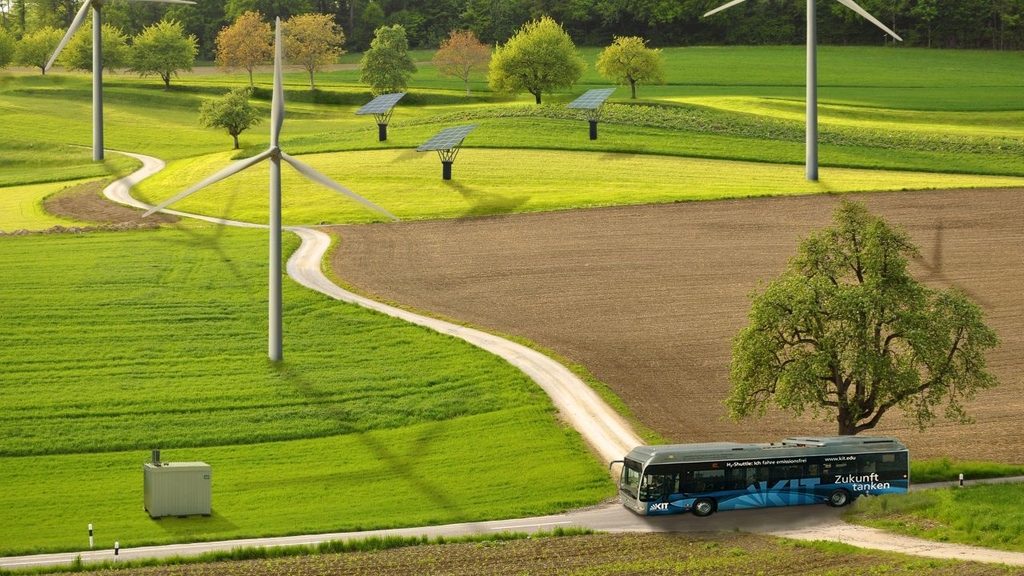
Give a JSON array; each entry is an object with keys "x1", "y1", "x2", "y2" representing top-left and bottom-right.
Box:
[
  {"x1": 329, "y1": 189, "x2": 1024, "y2": 464},
  {"x1": 43, "y1": 181, "x2": 179, "y2": 227},
  {"x1": 68, "y1": 532, "x2": 1016, "y2": 576}
]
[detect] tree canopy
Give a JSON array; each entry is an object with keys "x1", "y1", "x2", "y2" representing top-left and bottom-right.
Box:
[
  {"x1": 729, "y1": 201, "x2": 999, "y2": 435},
  {"x1": 215, "y1": 11, "x2": 272, "y2": 87},
  {"x1": 488, "y1": 16, "x2": 585, "y2": 105},
  {"x1": 15, "y1": 26, "x2": 61, "y2": 74},
  {"x1": 432, "y1": 29, "x2": 490, "y2": 96},
  {"x1": 283, "y1": 12, "x2": 345, "y2": 91},
  {"x1": 359, "y1": 24, "x2": 417, "y2": 96},
  {"x1": 596, "y1": 36, "x2": 664, "y2": 99},
  {"x1": 0, "y1": 29, "x2": 15, "y2": 69},
  {"x1": 59, "y1": 23, "x2": 131, "y2": 73},
  {"x1": 129, "y1": 19, "x2": 198, "y2": 89},
  {"x1": 199, "y1": 87, "x2": 263, "y2": 150}
]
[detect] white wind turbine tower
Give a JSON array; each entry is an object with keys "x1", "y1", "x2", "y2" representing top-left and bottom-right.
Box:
[
  {"x1": 46, "y1": 0, "x2": 195, "y2": 162},
  {"x1": 704, "y1": 0, "x2": 902, "y2": 181},
  {"x1": 144, "y1": 18, "x2": 399, "y2": 362}
]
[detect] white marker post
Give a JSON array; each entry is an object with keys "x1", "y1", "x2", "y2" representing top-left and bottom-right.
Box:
[
  {"x1": 88, "y1": 524, "x2": 94, "y2": 549},
  {"x1": 959, "y1": 473, "x2": 965, "y2": 487},
  {"x1": 114, "y1": 541, "x2": 119, "y2": 562}
]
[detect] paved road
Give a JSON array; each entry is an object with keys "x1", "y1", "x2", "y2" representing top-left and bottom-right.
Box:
[{"x1": 5, "y1": 152, "x2": 1018, "y2": 570}]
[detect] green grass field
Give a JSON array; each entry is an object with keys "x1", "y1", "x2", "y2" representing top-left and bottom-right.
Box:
[
  {"x1": 0, "y1": 229, "x2": 610, "y2": 555},
  {"x1": 848, "y1": 484, "x2": 1024, "y2": 552},
  {"x1": 1, "y1": 44, "x2": 1023, "y2": 558}
]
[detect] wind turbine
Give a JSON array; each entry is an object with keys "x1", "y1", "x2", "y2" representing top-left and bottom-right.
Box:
[
  {"x1": 144, "y1": 18, "x2": 399, "y2": 362},
  {"x1": 704, "y1": 0, "x2": 902, "y2": 181},
  {"x1": 46, "y1": 0, "x2": 195, "y2": 162}
]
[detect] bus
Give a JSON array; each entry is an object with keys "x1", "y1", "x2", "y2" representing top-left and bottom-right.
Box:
[{"x1": 614, "y1": 436, "x2": 908, "y2": 517}]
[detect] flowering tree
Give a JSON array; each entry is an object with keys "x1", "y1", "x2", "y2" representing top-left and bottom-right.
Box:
[{"x1": 432, "y1": 29, "x2": 490, "y2": 97}]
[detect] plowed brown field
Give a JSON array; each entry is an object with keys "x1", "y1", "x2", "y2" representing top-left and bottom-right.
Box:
[{"x1": 329, "y1": 189, "x2": 1024, "y2": 463}]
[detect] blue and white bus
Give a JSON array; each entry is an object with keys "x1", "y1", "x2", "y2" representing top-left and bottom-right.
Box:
[{"x1": 615, "y1": 436, "x2": 909, "y2": 517}]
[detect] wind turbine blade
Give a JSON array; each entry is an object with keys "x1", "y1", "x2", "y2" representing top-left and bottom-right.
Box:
[
  {"x1": 703, "y1": 0, "x2": 749, "y2": 18},
  {"x1": 834, "y1": 0, "x2": 903, "y2": 41},
  {"x1": 271, "y1": 17, "x2": 284, "y2": 147},
  {"x1": 280, "y1": 152, "x2": 399, "y2": 221},
  {"x1": 143, "y1": 150, "x2": 274, "y2": 217},
  {"x1": 46, "y1": 0, "x2": 92, "y2": 72}
]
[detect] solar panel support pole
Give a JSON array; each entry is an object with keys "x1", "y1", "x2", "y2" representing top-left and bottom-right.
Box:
[
  {"x1": 589, "y1": 120, "x2": 598, "y2": 140},
  {"x1": 373, "y1": 110, "x2": 394, "y2": 141},
  {"x1": 442, "y1": 161, "x2": 453, "y2": 180}
]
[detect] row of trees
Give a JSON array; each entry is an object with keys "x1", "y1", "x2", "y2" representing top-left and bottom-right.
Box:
[
  {"x1": 0, "y1": 20, "x2": 197, "y2": 87},
  {"x1": 4, "y1": 0, "x2": 1024, "y2": 58}
]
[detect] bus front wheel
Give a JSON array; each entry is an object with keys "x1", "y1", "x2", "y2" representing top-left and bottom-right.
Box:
[
  {"x1": 827, "y1": 489, "x2": 851, "y2": 507},
  {"x1": 692, "y1": 498, "x2": 716, "y2": 517}
]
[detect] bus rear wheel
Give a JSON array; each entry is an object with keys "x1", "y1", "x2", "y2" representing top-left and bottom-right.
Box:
[
  {"x1": 827, "y1": 489, "x2": 851, "y2": 507},
  {"x1": 692, "y1": 498, "x2": 716, "y2": 517}
]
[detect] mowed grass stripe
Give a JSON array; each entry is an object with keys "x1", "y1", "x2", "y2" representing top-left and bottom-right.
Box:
[
  {"x1": 0, "y1": 228, "x2": 551, "y2": 458},
  {"x1": 135, "y1": 148, "x2": 1024, "y2": 225},
  {"x1": 0, "y1": 408, "x2": 611, "y2": 556}
]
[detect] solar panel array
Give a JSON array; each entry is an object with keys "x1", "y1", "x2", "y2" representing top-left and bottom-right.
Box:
[
  {"x1": 567, "y1": 88, "x2": 616, "y2": 110},
  {"x1": 355, "y1": 92, "x2": 406, "y2": 115},
  {"x1": 416, "y1": 125, "x2": 477, "y2": 152}
]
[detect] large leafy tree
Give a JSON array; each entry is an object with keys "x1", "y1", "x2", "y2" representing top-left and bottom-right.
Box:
[
  {"x1": 729, "y1": 201, "x2": 998, "y2": 435},
  {"x1": 59, "y1": 23, "x2": 130, "y2": 73},
  {"x1": 283, "y1": 12, "x2": 345, "y2": 90},
  {"x1": 0, "y1": 29, "x2": 15, "y2": 69},
  {"x1": 129, "y1": 19, "x2": 198, "y2": 89},
  {"x1": 199, "y1": 87, "x2": 263, "y2": 150},
  {"x1": 359, "y1": 24, "x2": 416, "y2": 96},
  {"x1": 432, "y1": 29, "x2": 490, "y2": 96},
  {"x1": 215, "y1": 11, "x2": 273, "y2": 87},
  {"x1": 596, "y1": 36, "x2": 664, "y2": 99},
  {"x1": 14, "y1": 26, "x2": 61, "y2": 74},
  {"x1": 488, "y1": 16, "x2": 584, "y2": 105}
]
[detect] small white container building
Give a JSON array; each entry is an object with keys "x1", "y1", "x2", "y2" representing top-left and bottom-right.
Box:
[{"x1": 143, "y1": 460, "x2": 212, "y2": 519}]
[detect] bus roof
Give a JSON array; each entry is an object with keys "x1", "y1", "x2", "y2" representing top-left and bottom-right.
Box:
[{"x1": 625, "y1": 436, "x2": 907, "y2": 467}]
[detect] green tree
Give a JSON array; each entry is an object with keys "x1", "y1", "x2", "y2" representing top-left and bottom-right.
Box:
[
  {"x1": 58, "y1": 23, "x2": 130, "y2": 73},
  {"x1": 215, "y1": 10, "x2": 273, "y2": 87},
  {"x1": 14, "y1": 26, "x2": 61, "y2": 74},
  {"x1": 226, "y1": 0, "x2": 311, "y2": 22},
  {"x1": 283, "y1": 12, "x2": 345, "y2": 91},
  {"x1": 359, "y1": 24, "x2": 416, "y2": 96},
  {"x1": 596, "y1": 36, "x2": 664, "y2": 99},
  {"x1": 198, "y1": 87, "x2": 263, "y2": 150},
  {"x1": 432, "y1": 28, "x2": 490, "y2": 96},
  {"x1": 129, "y1": 19, "x2": 198, "y2": 89},
  {"x1": 729, "y1": 201, "x2": 998, "y2": 435},
  {"x1": 488, "y1": 16, "x2": 584, "y2": 105},
  {"x1": 0, "y1": 28, "x2": 15, "y2": 69}
]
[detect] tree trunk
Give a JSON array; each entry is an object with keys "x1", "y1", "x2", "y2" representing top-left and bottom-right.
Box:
[
  {"x1": 248, "y1": 68, "x2": 254, "y2": 87},
  {"x1": 532, "y1": 90, "x2": 541, "y2": 104},
  {"x1": 309, "y1": 69, "x2": 316, "y2": 91},
  {"x1": 630, "y1": 81, "x2": 636, "y2": 99},
  {"x1": 232, "y1": 133, "x2": 240, "y2": 149},
  {"x1": 465, "y1": 80, "x2": 471, "y2": 96},
  {"x1": 162, "y1": 73, "x2": 171, "y2": 89}
]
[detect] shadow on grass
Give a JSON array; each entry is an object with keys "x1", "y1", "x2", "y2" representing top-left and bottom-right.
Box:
[
  {"x1": 163, "y1": 187, "x2": 244, "y2": 281},
  {"x1": 445, "y1": 180, "x2": 529, "y2": 219},
  {"x1": 153, "y1": 511, "x2": 239, "y2": 538},
  {"x1": 274, "y1": 364, "x2": 468, "y2": 519}
]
